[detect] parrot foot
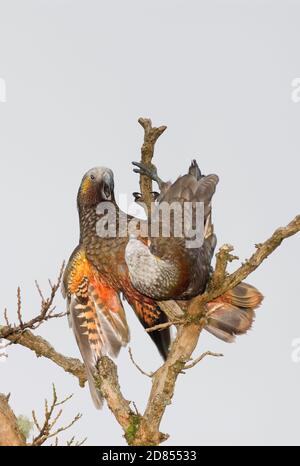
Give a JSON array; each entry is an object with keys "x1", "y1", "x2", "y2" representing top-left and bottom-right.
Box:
[
  {"x1": 132, "y1": 161, "x2": 163, "y2": 188},
  {"x1": 132, "y1": 191, "x2": 160, "y2": 203}
]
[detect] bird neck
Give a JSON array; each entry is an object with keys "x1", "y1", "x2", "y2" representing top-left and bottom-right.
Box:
[
  {"x1": 78, "y1": 204, "x2": 97, "y2": 243},
  {"x1": 78, "y1": 201, "x2": 130, "y2": 244}
]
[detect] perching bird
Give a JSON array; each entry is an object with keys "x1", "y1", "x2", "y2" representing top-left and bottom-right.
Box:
[{"x1": 62, "y1": 161, "x2": 263, "y2": 408}]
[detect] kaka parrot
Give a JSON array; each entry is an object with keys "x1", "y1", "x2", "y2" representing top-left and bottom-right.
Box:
[{"x1": 62, "y1": 160, "x2": 263, "y2": 408}]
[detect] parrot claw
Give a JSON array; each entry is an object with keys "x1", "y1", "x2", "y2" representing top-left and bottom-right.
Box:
[
  {"x1": 132, "y1": 162, "x2": 170, "y2": 196},
  {"x1": 132, "y1": 161, "x2": 160, "y2": 184},
  {"x1": 132, "y1": 191, "x2": 160, "y2": 203},
  {"x1": 151, "y1": 191, "x2": 160, "y2": 201},
  {"x1": 132, "y1": 192, "x2": 142, "y2": 202}
]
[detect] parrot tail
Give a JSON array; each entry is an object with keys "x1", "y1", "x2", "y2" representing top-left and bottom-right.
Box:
[{"x1": 204, "y1": 282, "x2": 264, "y2": 343}]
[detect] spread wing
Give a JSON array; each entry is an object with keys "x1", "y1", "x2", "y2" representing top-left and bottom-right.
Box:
[{"x1": 62, "y1": 246, "x2": 130, "y2": 408}]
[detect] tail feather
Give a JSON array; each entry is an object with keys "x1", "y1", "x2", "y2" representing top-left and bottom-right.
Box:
[
  {"x1": 188, "y1": 159, "x2": 203, "y2": 180},
  {"x1": 127, "y1": 297, "x2": 171, "y2": 360},
  {"x1": 205, "y1": 283, "x2": 263, "y2": 343},
  {"x1": 217, "y1": 282, "x2": 264, "y2": 309}
]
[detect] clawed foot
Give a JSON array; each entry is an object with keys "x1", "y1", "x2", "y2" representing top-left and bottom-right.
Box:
[
  {"x1": 132, "y1": 161, "x2": 162, "y2": 186},
  {"x1": 132, "y1": 192, "x2": 142, "y2": 202},
  {"x1": 132, "y1": 191, "x2": 160, "y2": 203},
  {"x1": 132, "y1": 161, "x2": 171, "y2": 198}
]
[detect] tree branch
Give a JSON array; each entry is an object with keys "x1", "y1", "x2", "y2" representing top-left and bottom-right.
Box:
[
  {"x1": 0, "y1": 394, "x2": 26, "y2": 446},
  {"x1": 4, "y1": 330, "x2": 87, "y2": 388},
  {"x1": 29, "y1": 385, "x2": 84, "y2": 446},
  {"x1": 138, "y1": 117, "x2": 167, "y2": 212},
  {"x1": 190, "y1": 215, "x2": 300, "y2": 314},
  {"x1": 95, "y1": 357, "x2": 139, "y2": 443},
  {"x1": 145, "y1": 320, "x2": 183, "y2": 334},
  {"x1": 0, "y1": 265, "x2": 87, "y2": 388},
  {"x1": 128, "y1": 347, "x2": 153, "y2": 378},
  {"x1": 184, "y1": 351, "x2": 224, "y2": 370},
  {"x1": 0, "y1": 263, "x2": 66, "y2": 340},
  {"x1": 0, "y1": 387, "x2": 85, "y2": 447}
]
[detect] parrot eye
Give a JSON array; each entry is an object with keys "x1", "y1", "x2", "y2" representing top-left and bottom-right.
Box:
[{"x1": 90, "y1": 174, "x2": 96, "y2": 181}]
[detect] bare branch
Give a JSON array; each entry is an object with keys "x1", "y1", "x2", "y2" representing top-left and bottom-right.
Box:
[
  {"x1": 128, "y1": 348, "x2": 153, "y2": 378},
  {"x1": 17, "y1": 287, "x2": 24, "y2": 329},
  {"x1": 4, "y1": 330, "x2": 87, "y2": 387},
  {"x1": 145, "y1": 320, "x2": 183, "y2": 334},
  {"x1": 184, "y1": 351, "x2": 224, "y2": 370},
  {"x1": 95, "y1": 357, "x2": 138, "y2": 439},
  {"x1": 0, "y1": 262, "x2": 66, "y2": 340},
  {"x1": 189, "y1": 215, "x2": 300, "y2": 315},
  {"x1": 208, "y1": 244, "x2": 239, "y2": 290},
  {"x1": 66, "y1": 436, "x2": 87, "y2": 447},
  {"x1": 35, "y1": 280, "x2": 46, "y2": 303},
  {"x1": 3, "y1": 308, "x2": 9, "y2": 327},
  {"x1": 29, "y1": 385, "x2": 83, "y2": 447},
  {"x1": 138, "y1": 118, "x2": 167, "y2": 212}
]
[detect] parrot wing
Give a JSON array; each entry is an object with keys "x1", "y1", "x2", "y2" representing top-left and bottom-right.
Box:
[
  {"x1": 62, "y1": 246, "x2": 130, "y2": 408},
  {"x1": 125, "y1": 161, "x2": 219, "y2": 300}
]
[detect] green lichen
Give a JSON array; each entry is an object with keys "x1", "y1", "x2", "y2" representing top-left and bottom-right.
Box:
[
  {"x1": 172, "y1": 360, "x2": 185, "y2": 373},
  {"x1": 17, "y1": 415, "x2": 34, "y2": 440},
  {"x1": 124, "y1": 414, "x2": 142, "y2": 445}
]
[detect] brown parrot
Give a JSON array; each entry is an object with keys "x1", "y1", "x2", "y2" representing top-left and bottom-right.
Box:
[{"x1": 62, "y1": 161, "x2": 263, "y2": 408}]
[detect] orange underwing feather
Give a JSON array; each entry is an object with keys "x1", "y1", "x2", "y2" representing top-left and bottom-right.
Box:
[{"x1": 62, "y1": 247, "x2": 129, "y2": 408}]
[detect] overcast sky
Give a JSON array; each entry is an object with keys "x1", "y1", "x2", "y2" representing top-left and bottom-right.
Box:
[{"x1": 0, "y1": 0, "x2": 300, "y2": 446}]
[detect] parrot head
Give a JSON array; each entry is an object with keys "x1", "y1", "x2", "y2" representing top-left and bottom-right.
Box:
[{"x1": 77, "y1": 167, "x2": 115, "y2": 208}]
